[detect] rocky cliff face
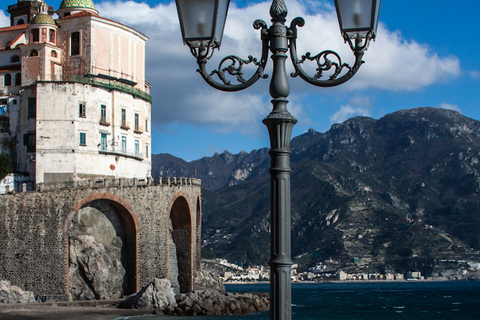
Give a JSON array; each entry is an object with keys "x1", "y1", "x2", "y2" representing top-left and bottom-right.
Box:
[{"x1": 154, "y1": 108, "x2": 480, "y2": 275}]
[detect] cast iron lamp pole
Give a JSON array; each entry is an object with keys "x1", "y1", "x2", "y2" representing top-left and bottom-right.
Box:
[{"x1": 175, "y1": 0, "x2": 380, "y2": 319}]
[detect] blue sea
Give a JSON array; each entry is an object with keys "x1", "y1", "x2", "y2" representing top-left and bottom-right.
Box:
[{"x1": 117, "y1": 281, "x2": 480, "y2": 320}]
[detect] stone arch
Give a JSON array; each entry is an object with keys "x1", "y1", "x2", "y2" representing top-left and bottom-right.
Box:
[
  {"x1": 168, "y1": 192, "x2": 193, "y2": 293},
  {"x1": 64, "y1": 193, "x2": 140, "y2": 299}
]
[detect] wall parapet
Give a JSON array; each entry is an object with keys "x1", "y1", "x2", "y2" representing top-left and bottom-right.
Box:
[{"x1": 34, "y1": 177, "x2": 201, "y2": 192}]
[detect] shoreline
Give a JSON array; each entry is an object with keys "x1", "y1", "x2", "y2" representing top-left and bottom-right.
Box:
[
  {"x1": 0, "y1": 302, "x2": 153, "y2": 320},
  {"x1": 224, "y1": 278, "x2": 480, "y2": 285}
]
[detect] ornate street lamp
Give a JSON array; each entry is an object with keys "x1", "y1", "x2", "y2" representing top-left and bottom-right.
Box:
[{"x1": 175, "y1": 0, "x2": 380, "y2": 319}]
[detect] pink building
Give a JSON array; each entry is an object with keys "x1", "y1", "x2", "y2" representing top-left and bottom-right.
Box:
[{"x1": 0, "y1": 0, "x2": 152, "y2": 190}]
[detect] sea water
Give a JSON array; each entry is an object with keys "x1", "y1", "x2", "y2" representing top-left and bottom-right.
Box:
[{"x1": 115, "y1": 281, "x2": 480, "y2": 320}]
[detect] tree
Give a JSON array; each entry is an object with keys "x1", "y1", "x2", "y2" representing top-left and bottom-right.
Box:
[{"x1": 0, "y1": 154, "x2": 13, "y2": 180}]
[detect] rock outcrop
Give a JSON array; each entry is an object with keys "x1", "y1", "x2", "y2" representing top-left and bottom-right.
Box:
[
  {"x1": 121, "y1": 272, "x2": 269, "y2": 316},
  {"x1": 0, "y1": 280, "x2": 35, "y2": 303},
  {"x1": 121, "y1": 279, "x2": 177, "y2": 310},
  {"x1": 161, "y1": 290, "x2": 269, "y2": 316},
  {"x1": 68, "y1": 234, "x2": 126, "y2": 300}
]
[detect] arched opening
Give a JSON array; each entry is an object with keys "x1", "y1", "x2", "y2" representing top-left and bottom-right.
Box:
[
  {"x1": 17, "y1": 19, "x2": 24, "y2": 25},
  {"x1": 51, "y1": 50, "x2": 57, "y2": 58},
  {"x1": 169, "y1": 195, "x2": 193, "y2": 293},
  {"x1": 30, "y1": 49, "x2": 38, "y2": 57},
  {"x1": 11, "y1": 55, "x2": 20, "y2": 63},
  {"x1": 15, "y1": 73, "x2": 21, "y2": 86},
  {"x1": 65, "y1": 195, "x2": 139, "y2": 300}
]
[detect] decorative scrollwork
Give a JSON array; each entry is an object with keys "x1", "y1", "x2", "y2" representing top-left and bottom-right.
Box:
[
  {"x1": 194, "y1": 20, "x2": 270, "y2": 92},
  {"x1": 210, "y1": 55, "x2": 266, "y2": 85},
  {"x1": 296, "y1": 50, "x2": 351, "y2": 81},
  {"x1": 288, "y1": 17, "x2": 369, "y2": 87}
]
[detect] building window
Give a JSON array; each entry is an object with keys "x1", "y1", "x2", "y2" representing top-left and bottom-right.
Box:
[
  {"x1": 11, "y1": 55, "x2": 20, "y2": 63},
  {"x1": 51, "y1": 50, "x2": 57, "y2": 58},
  {"x1": 31, "y1": 28, "x2": 39, "y2": 42},
  {"x1": 70, "y1": 31, "x2": 80, "y2": 56},
  {"x1": 17, "y1": 19, "x2": 24, "y2": 25},
  {"x1": 79, "y1": 103, "x2": 86, "y2": 118},
  {"x1": 15, "y1": 73, "x2": 21, "y2": 86},
  {"x1": 100, "y1": 133, "x2": 107, "y2": 151},
  {"x1": 134, "y1": 140, "x2": 140, "y2": 157},
  {"x1": 146, "y1": 144, "x2": 149, "y2": 158},
  {"x1": 30, "y1": 49, "x2": 38, "y2": 57},
  {"x1": 145, "y1": 119, "x2": 148, "y2": 132},
  {"x1": 27, "y1": 97, "x2": 36, "y2": 118},
  {"x1": 134, "y1": 113, "x2": 139, "y2": 131},
  {"x1": 121, "y1": 136, "x2": 127, "y2": 154},
  {"x1": 100, "y1": 104, "x2": 107, "y2": 124},
  {"x1": 0, "y1": 117, "x2": 9, "y2": 132},
  {"x1": 121, "y1": 108, "x2": 128, "y2": 129},
  {"x1": 49, "y1": 29, "x2": 55, "y2": 43},
  {"x1": 23, "y1": 133, "x2": 35, "y2": 153},
  {"x1": 4, "y1": 74, "x2": 11, "y2": 86},
  {"x1": 79, "y1": 132, "x2": 86, "y2": 146}
]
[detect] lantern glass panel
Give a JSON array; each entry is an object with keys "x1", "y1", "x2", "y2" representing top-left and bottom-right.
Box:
[
  {"x1": 176, "y1": 0, "x2": 229, "y2": 48},
  {"x1": 335, "y1": 0, "x2": 380, "y2": 38}
]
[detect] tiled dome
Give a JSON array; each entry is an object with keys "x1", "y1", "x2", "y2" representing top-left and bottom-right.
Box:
[
  {"x1": 30, "y1": 13, "x2": 55, "y2": 25},
  {"x1": 59, "y1": 0, "x2": 96, "y2": 10}
]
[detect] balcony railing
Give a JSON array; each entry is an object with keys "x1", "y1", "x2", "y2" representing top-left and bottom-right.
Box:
[
  {"x1": 39, "y1": 75, "x2": 152, "y2": 103},
  {"x1": 134, "y1": 125, "x2": 144, "y2": 134},
  {"x1": 121, "y1": 120, "x2": 130, "y2": 130},
  {"x1": 99, "y1": 117, "x2": 110, "y2": 126},
  {"x1": 99, "y1": 145, "x2": 143, "y2": 160}
]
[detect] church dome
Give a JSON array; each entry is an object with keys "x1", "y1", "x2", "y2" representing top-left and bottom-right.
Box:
[
  {"x1": 30, "y1": 13, "x2": 55, "y2": 25},
  {"x1": 59, "y1": 0, "x2": 96, "y2": 10}
]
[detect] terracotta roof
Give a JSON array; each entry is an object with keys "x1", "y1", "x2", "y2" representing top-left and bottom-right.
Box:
[
  {"x1": 7, "y1": 32, "x2": 26, "y2": 49},
  {"x1": 57, "y1": 11, "x2": 98, "y2": 21},
  {"x1": 0, "y1": 24, "x2": 28, "y2": 33}
]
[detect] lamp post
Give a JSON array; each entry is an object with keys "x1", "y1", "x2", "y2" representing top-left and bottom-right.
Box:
[{"x1": 175, "y1": 0, "x2": 380, "y2": 319}]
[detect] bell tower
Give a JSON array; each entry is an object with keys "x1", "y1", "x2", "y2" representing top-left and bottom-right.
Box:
[{"x1": 7, "y1": 0, "x2": 54, "y2": 26}]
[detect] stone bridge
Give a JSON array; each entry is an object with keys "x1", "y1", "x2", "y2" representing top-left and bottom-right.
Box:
[{"x1": 0, "y1": 177, "x2": 201, "y2": 300}]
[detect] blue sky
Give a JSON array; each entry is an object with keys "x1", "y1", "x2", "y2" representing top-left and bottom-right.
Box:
[{"x1": 1, "y1": 0, "x2": 479, "y2": 161}]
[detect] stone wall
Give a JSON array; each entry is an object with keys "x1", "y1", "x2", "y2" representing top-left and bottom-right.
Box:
[{"x1": 0, "y1": 177, "x2": 201, "y2": 299}]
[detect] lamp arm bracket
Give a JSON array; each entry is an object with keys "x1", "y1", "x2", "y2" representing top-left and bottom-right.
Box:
[
  {"x1": 288, "y1": 17, "x2": 368, "y2": 87},
  {"x1": 195, "y1": 20, "x2": 270, "y2": 92}
]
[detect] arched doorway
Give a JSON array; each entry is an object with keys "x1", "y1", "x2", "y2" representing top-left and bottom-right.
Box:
[
  {"x1": 64, "y1": 194, "x2": 139, "y2": 300},
  {"x1": 169, "y1": 194, "x2": 192, "y2": 293}
]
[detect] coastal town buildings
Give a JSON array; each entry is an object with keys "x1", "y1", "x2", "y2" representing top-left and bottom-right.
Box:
[
  {"x1": 0, "y1": 0, "x2": 202, "y2": 301},
  {"x1": 0, "y1": 0, "x2": 151, "y2": 192}
]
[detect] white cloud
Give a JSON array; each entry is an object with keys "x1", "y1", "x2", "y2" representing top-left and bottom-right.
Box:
[
  {"x1": 0, "y1": 10, "x2": 9, "y2": 26},
  {"x1": 437, "y1": 102, "x2": 461, "y2": 113},
  {"x1": 95, "y1": 0, "x2": 463, "y2": 135},
  {"x1": 471, "y1": 70, "x2": 480, "y2": 79},
  {"x1": 329, "y1": 105, "x2": 371, "y2": 124}
]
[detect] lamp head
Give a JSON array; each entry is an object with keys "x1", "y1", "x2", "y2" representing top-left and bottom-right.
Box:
[
  {"x1": 175, "y1": 0, "x2": 230, "y2": 49},
  {"x1": 334, "y1": 0, "x2": 381, "y2": 40}
]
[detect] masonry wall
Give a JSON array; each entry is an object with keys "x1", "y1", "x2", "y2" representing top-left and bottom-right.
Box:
[{"x1": 0, "y1": 177, "x2": 201, "y2": 298}]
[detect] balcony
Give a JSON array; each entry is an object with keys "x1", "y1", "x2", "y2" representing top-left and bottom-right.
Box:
[
  {"x1": 134, "y1": 125, "x2": 144, "y2": 134},
  {"x1": 99, "y1": 145, "x2": 143, "y2": 160},
  {"x1": 99, "y1": 117, "x2": 110, "y2": 126},
  {"x1": 121, "y1": 120, "x2": 130, "y2": 130}
]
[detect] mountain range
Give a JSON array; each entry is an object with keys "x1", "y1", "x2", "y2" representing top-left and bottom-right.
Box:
[{"x1": 152, "y1": 107, "x2": 480, "y2": 276}]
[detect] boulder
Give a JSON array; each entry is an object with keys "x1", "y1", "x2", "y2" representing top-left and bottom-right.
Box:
[
  {"x1": 0, "y1": 280, "x2": 35, "y2": 303},
  {"x1": 69, "y1": 234, "x2": 125, "y2": 300},
  {"x1": 122, "y1": 278, "x2": 177, "y2": 310},
  {"x1": 193, "y1": 269, "x2": 226, "y2": 293}
]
